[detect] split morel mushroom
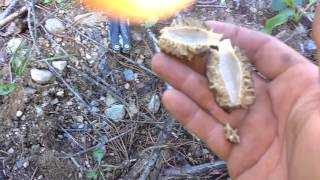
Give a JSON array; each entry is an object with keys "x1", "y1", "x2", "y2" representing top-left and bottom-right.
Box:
[{"x1": 158, "y1": 19, "x2": 255, "y2": 111}]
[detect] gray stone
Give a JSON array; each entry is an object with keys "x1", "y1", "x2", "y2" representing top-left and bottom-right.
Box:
[
  {"x1": 75, "y1": 116, "x2": 84, "y2": 123},
  {"x1": 52, "y1": 61, "x2": 67, "y2": 72},
  {"x1": 105, "y1": 94, "x2": 117, "y2": 106},
  {"x1": 23, "y1": 87, "x2": 37, "y2": 95},
  {"x1": 90, "y1": 107, "x2": 100, "y2": 113},
  {"x1": 123, "y1": 69, "x2": 135, "y2": 81},
  {"x1": 148, "y1": 94, "x2": 161, "y2": 113},
  {"x1": 35, "y1": 106, "x2": 44, "y2": 117},
  {"x1": 45, "y1": 18, "x2": 66, "y2": 34},
  {"x1": 7, "y1": 148, "x2": 14, "y2": 154},
  {"x1": 128, "y1": 103, "x2": 138, "y2": 116},
  {"x1": 50, "y1": 98, "x2": 59, "y2": 105},
  {"x1": 7, "y1": 38, "x2": 23, "y2": 53},
  {"x1": 304, "y1": 39, "x2": 317, "y2": 54},
  {"x1": 30, "y1": 69, "x2": 53, "y2": 84},
  {"x1": 16, "y1": 110, "x2": 23, "y2": 117},
  {"x1": 104, "y1": 104, "x2": 126, "y2": 122},
  {"x1": 16, "y1": 159, "x2": 28, "y2": 169}
]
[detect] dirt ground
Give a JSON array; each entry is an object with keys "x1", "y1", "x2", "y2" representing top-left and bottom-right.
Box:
[{"x1": 0, "y1": 0, "x2": 317, "y2": 180}]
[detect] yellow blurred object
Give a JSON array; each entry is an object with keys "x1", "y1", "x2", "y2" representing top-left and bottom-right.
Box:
[{"x1": 82, "y1": 0, "x2": 195, "y2": 23}]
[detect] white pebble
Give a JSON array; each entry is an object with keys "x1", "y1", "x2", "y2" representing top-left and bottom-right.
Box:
[{"x1": 16, "y1": 111, "x2": 23, "y2": 117}]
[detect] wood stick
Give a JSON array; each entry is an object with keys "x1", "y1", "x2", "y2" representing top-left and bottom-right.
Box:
[
  {"x1": 0, "y1": 6, "x2": 27, "y2": 30},
  {"x1": 0, "y1": 0, "x2": 19, "y2": 20}
]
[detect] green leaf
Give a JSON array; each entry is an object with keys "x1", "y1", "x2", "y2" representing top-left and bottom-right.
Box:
[
  {"x1": 12, "y1": 48, "x2": 32, "y2": 77},
  {"x1": 93, "y1": 147, "x2": 106, "y2": 163},
  {"x1": 309, "y1": 0, "x2": 318, "y2": 4},
  {"x1": 262, "y1": 9, "x2": 295, "y2": 34},
  {"x1": 285, "y1": 0, "x2": 294, "y2": 6},
  {"x1": 56, "y1": 0, "x2": 64, "y2": 4},
  {"x1": 84, "y1": 170, "x2": 98, "y2": 180},
  {"x1": 44, "y1": 0, "x2": 52, "y2": 4},
  {"x1": 0, "y1": 84, "x2": 18, "y2": 96},
  {"x1": 272, "y1": 0, "x2": 287, "y2": 11}
]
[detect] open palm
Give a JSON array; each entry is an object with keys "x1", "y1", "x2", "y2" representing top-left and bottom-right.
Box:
[{"x1": 152, "y1": 21, "x2": 320, "y2": 180}]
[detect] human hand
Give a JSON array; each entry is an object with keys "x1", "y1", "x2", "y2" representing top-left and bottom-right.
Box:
[{"x1": 152, "y1": 21, "x2": 320, "y2": 180}]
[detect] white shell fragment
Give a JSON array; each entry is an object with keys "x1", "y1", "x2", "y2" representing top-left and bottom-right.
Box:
[
  {"x1": 159, "y1": 19, "x2": 222, "y2": 60},
  {"x1": 207, "y1": 39, "x2": 255, "y2": 110},
  {"x1": 224, "y1": 123, "x2": 240, "y2": 144}
]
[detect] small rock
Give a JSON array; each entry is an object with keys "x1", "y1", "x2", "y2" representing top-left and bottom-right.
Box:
[
  {"x1": 90, "y1": 100, "x2": 100, "y2": 107},
  {"x1": 37, "y1": 175, "x2": 44, "y2": 180},
  {"x1": 128, "y1": 103, "x2": 138, "y2": 116},
  {"x1": 7, "y1": 38, "x2": 23, "y2": 53},
  {"x1": 45, "y1": 18, "x2": 66, "y2": 34},
  {"x1": 75, "y1": 116, "x2": 84, "y2": 123},
  {"x1": 23, "y1": 161, "x2": 29, "y2": 168},
  {"x1": 52, "y1": 61, "x2": 67, "y2": 72},
  {"x1": 304, "y1": 39, "x2": 317, "y2": 54},
  {"x1": 90, "y1": 52, "x2": 99, "y2": 60},
  {"x1": 85, "y1": 53, "x2": 92, "y2": 60},
  {"x1": 23, "y1": 87, "x2": 37, "y2": 95},
  {"x1": 148, "y1": 94, "x2": 161, "y2": 113},
  {"x1": 137, "y1": 58, "x2": 144, "y2": 65},
  {"x1": 30, "y1": 69, "x2": 53, "y2": 84},
  {"x1": 16, "y1": 111, "x2": 23, "y2": 117},
  {"x1": 57, "y1": 134, "x2": 64, "y2": 139},
  {"x1": 90, "y1": 107, "x2": 100, "y2": 113},
  {"x1": 16, "y1": 160, "x2": 26, "y2": 169},
  {"x1": 7, "y1": 148, "x2": 14, "y2": 154},
  {"x1": 50, "y1": 98, "x2": 59, "y2": 105},
  {"x1": 35, "y1": 106, "x2": 44, "y2": 117},
  {"x1": 56, "y1": 91, "x2": 64, "y2": 97},
  {"x1": 124, "y1": 83, "x2": 130, "y2": 89},
  {"x1": 249, "y1": 7, "x2": 257, "y2": 13},
  {"x1": 105, "y1": 94, "x2": 117, "y2": 106},
  {"x1": 78, "y1": 124, "x2": 85, "y2": 129},
  {"x1": 123, "y1": 69, "x2": 135, "y2": 81},
  {"x1": 66, "y1": 101, "x2": 73, "y2": 106},
  {"x1": 132, "y1": 31, "x2": 142, "y2": 41},
  {"x1": 104, "y1": 104, "x2": 126, "y2": 122},
  {"x1": 202, "y1": 149, "x2": 210, "y2": 155}
]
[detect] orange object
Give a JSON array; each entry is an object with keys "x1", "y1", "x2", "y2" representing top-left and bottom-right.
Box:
[{"x1": 81, "y1": 0, "x2": 195, "y2": 24}]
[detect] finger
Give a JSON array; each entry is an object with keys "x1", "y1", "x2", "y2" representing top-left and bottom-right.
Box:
[
  {"x1": 162, "y1": 89, "x2": 232, "y2": 159},
  {"x1": 207, "y1": 21, "x2": 310, "y2": 80},
  {"x1": 226, "y1": 75, "x2": 277, "y2": 178},
  {"x1": 152, "y1": 53, "x2": 247, "y2": 124}
]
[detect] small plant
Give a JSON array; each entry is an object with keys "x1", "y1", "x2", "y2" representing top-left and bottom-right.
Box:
[
  {"x1": 84, "y1": 146, "x2": 116, "y2": 180},
  {"x1": 0, "y1": 83, "x2": 18, "y2": 96},
  {"x1": 0, "y1": 40, "x2": 32, "y2": 96},
  {"x1": 263, "y1": 0, "x2": 317, "y2": 34}
]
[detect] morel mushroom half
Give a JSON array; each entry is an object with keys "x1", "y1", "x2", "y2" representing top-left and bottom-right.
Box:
[
  {"x1": 207, "y1": 39, "x2": 255, "y2": 110},
  {"x1": 159, "y1": 19, "x2": 222, "y2": 60}
]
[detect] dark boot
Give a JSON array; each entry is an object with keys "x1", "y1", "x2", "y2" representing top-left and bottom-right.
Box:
[
  {"x1": 110, "y1": 20, "x2": 121, "y2": 52},
  {"x1": 119, "y1": 20, "x2": 132, "y2": 53}
]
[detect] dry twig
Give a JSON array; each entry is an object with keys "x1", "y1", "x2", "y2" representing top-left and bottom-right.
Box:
[
  {"x1": 0, "y1": 0, "x2": 20, "y2": 20},
  {"x1": 0, "y1": 6, "x2": 27, "y2": 30}
]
